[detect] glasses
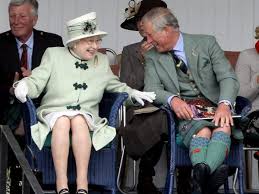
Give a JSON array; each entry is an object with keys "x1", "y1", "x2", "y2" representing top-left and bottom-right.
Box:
[{"x1": 81, "y1": 38, "x2": 102, "y2": 45}]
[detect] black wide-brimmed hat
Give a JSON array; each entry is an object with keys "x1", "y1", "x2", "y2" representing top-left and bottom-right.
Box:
[{"x1": 121, "y1": 0, "x2": 167, "y2": 31}]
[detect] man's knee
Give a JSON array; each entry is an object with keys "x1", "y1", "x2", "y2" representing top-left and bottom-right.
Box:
[
  {"x1": 196, "y1": 127, "x2": 211, "y2": 138},
  {"x1": 213, "y1": 126, "x2": 231, "y2": 135}
]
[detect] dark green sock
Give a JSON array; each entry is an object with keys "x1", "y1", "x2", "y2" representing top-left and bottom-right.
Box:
[
  {"x1": 189, "y1": 136, "x2": 209, "y2": 166},
  {"x1": 205, "y1": 131, "x2": 231, "y2": 173}
]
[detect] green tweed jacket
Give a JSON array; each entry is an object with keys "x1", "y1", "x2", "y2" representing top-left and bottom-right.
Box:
[
  {"x1": 23, "y1": 47, "x2": 134, "y2": 150},
  {"x1": 144, "y1": 33, "x2": 239, "y2": 106},
  {"x1": 144, "y1": 33, "x2": 242, "y2": 140}
]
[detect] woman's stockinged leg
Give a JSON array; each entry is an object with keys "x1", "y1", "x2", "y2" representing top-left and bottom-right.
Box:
[
  {"x1": 51, "y1": 116, "x2": 71, "y2": 192},
  {"x1": 71, "y1": 115, "x2": 91, "y2": 192}
]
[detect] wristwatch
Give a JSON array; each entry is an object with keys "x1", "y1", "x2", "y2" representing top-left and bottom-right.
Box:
[{"x1": 220, "y1": 101, "x2": 231, "y2": 108}]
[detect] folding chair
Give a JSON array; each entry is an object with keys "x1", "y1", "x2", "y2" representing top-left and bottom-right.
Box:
[
  {"x1": 98, "y1": 48, "x2": 121, "y2": 76},
  {"x1": 116, "y1": 105, "x2": 170, "y2": 194},
  {"x1": 22, "y1": 92, "x2": 128, "y2": 194},
  {"x1": 163, "y1": 96, "x2": 251, "y2": 194}
]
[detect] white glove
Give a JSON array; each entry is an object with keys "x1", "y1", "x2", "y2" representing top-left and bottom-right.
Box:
[
  {"x1": 131, "y1": 89, "x2": 156, "y2": 106},
  {"x1": 14, "y1": 80, "x2": 28, "y2": 103}
]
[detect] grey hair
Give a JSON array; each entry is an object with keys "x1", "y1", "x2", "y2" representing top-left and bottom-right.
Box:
[
  {"x1": 9, "y1": 0, "x2": 39, "y2": 16},
  {"x1": 67, "y1": 40, "x2": 79, "y2": 49},
  {"x1": 142, "y1": 7, "x2": 179, "y2": 32}
]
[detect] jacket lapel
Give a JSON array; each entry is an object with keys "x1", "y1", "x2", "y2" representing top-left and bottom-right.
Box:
[
  {"x1": 183, "y1": 34, "x2": 199, "y2": 79},
  {"x1": 7, "y1": 32, "x2": 20, "y2": 71},
  {"x1": 159, "y1": 53, "x2": 180, "y2": 91},
  {"x1": 32, "y1": 29, "x2": 44, "y2": 69}
]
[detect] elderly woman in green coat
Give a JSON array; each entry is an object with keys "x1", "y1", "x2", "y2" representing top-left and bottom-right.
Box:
[{"x1": 14, "y1": 12, "x2": 155, "y2": 194}]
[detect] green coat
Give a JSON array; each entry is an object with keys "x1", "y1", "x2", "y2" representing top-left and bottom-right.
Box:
[
  {"x1": 23, "y1": 47, "x2": 133, "y2": 150},
  {"x1": 144, "y1": 33, "x2": 242, "y2": 143}
]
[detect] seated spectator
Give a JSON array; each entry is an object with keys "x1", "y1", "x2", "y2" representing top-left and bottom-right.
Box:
[
  {"x1": 236, "y1": 26, "x2": 259, "y2": 113},
  {"x1": 235, "y1": 25, "x2": 259, "y2": 159},
  {"x1": 14, "y1": 12, "x2": 155, "y2": 194},
  {"x1": 142, "y1": 7, "x2": 240, "y2": 194},
  {"x1": 0, "y1": 0, "x2": 63, "y2": 193},
  {"x1": 119, "y1": 0, "x2": 192, "y2": 193}
]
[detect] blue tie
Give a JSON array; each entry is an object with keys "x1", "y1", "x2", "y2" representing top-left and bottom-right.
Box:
[{"x1": 171, "y1": 51, "x2": 188, "y2": 74}]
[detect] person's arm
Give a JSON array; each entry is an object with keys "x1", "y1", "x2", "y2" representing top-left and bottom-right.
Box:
[
  {"x1": 24, "y1": 48, "x2": 53, "y2": 99},
  {"x1": 208, "y1": 37, "x2": 239, "y2": 105},
  {"x1": 235, "y1": 50, "x2": 259, "y2": 101},
  {"x1": 144, "y1": 51, "x2": 175, "y2": 105},
  {"x1": 207, "y1": 37, "x2": 239, "y2": 126}
]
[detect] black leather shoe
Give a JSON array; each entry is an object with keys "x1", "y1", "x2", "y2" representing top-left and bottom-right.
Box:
[
  {"x1": 137, "y1": 176, "x2": 161, "y2": 194},
  {"x1": 192, "y1": 163, "x2": 210, "y2": 194},
  {"x1": 206, "y1": 164, "x2": 229, "y2": 194},
  {"x1": 76, "y1": 189, "x2": 88, "y2": 194},
  {"x1": 177, "y1": 167, "x2": 193, "y2": 194},
  {"x1": 57, "y1": 188, "x2": 70, "y2": 194},
  {"x1": 10, "y1": 165, "x2": 22, "y2": 194}
]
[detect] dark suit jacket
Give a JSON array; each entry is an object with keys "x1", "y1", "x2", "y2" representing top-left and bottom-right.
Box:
[
  {"x1": 0, "y1": 29, "x2": 64, "y2": 123},
  {"x1": 120, "y1": 41, "x2": 144, "y2": 90}
]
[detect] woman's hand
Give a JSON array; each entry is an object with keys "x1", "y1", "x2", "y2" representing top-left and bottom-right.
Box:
[
  {"x1": 14, "y1": 80, "x2": 28, "y2": 103},
  {"x1": 131, "y1": 90, "x2": 156, "y2": 106}
]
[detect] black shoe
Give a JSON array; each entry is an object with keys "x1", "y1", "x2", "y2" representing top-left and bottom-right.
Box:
[
  {"x1": 177, "y1": 167, "x2": 193, "y2": 194},
  {"x1": 137, "y1": 176, "x2": 161, "y2": 194},
  {"x1": 206, "y1": 164, "x2": 229, "y2": 194},
  {"x1": 57, "y1": 188, "x2": 70, "y2": 194},
  {"x1": 76, "y1": 189, "x2": 88, "y2": 194},
  {"x1": 192, "y1": 163, "x2": 210, "y2": 194},
  {"x1": 10, "y1": 165, "x2": 22, "y2": 194}
]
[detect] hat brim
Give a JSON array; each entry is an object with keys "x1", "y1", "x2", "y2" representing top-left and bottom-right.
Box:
[
  {"x1": 66, "y1": 31, "x2": 107, "y2": 46},
  {"x1": 120, "y1": 17, "x2": 138, "y2": 31}
]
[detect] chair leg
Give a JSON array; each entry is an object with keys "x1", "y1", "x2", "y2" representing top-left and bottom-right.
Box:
[
  {"x1": 165, "y1": 158, "x2": 175, "y2": 194},
  {"x1": 22, "y1": 173, "x2": 31, "y2": 194},
  {"x1": 116, "y1": 145, "x2": 127, "y2": 194},
  {"x1": 224, "y1": 175, "x2": 230, "y2": 194},
  {"x1": 165, "y1": 169, "x2": 174, "y2": 194},
  {"x1": 238, "y1": 167, "x2": 245, "y2": 194},
  {"x1": 232, "y1": 168, "x2": 240, "y2": 194},
  {"x1": 116, "y1": 143, "x2": 137, "y2": 194}
]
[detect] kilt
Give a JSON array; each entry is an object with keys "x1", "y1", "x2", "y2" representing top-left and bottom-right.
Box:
[{"x1": 177, "y1": 119, "x2": 216, "y2": 147}]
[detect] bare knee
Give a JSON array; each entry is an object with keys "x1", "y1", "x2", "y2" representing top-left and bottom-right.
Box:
[
  {"x1": 213, "y1": 126, "x2": 231, "y2": 135},
  {"x1": 196, "y1": 127, "x2": 211, "y2": 138},
  {"x1": 71, "y1": 115, "x2": 89, "y2": 133},
  {"x1": 52, "y1": 116, "x2": 70, "y2": 133}
]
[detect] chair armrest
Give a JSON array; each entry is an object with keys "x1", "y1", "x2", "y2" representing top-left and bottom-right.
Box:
[
  {"x1": 99, "y1": 92, "x2": 128, "y2": 127},
  {"x1": 22, "y1": 97, "x2": 38, "y2": 146},
  {"x1": 160, "y1": 105, "x2": 176, "y2": 146}
]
